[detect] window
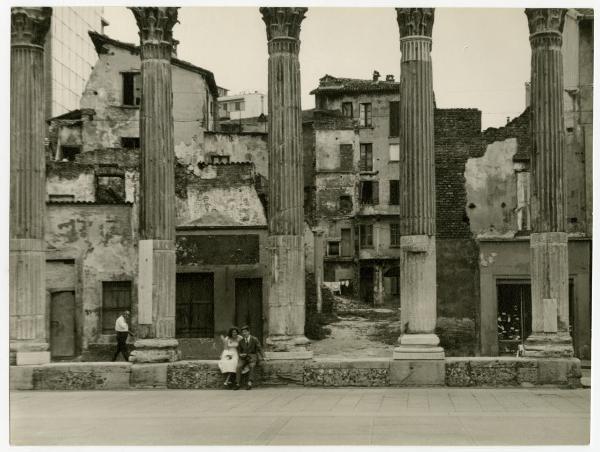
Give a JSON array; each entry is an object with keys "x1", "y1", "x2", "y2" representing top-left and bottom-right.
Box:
[
  {"x1": 102, "y1": 281, "x2": 131, "y2": 334},
  {"x1": 327, "y1": 241, "x2": 340, "y2": 256},
  {"x1": 389, "y1": 143, "x2": 400, "y2": 162},
  {"x1": 339, "y1": 195, "x2": 353, "y2": 214},
  {"x1": 211, "y1": 155, "x2": 230, "y2": 164},
  {"x1": 96, "y1": 175, "x2": 125, "y2": 203},
  {"x1": 339, "y1": 144, "x2": 354, "y2": 171},
  {"x1": 360, "y1": 143, "x2": 373, "y2": 171},
  {"x1": 59, "y1": 145, "x2": 80, "y2": 162},
  {"x1": 389, "y1": 180, "x2": 400, "y2": 205},
  {"x1": 233, "y1": 101, "x2": 245, "y2": 112},
  {"x1": 516, "y1": 171, "x2": 531, "y2": 231},
  {"x1": 120, "y1": 137, "x2": 140, "y2": 150},
  {"x1": 360, "y1": 180, "x2": 379, "y2": 205},
  {"x1": 359, "y1": 224, "x2": 374, "y2": 248},
  {"x1": 359, "y1": 103, "x2": 372, "y2": 127},
  {"x1": 122, "y1": 72, "x2": 141, "y2": 106},
  {"x1": 390, "y1": 223, "x2": 400, "y2": 247},
  {"x1": 389, "y1": 101, "x2": 400, "y2": 137},
  {"x1": 222, "y1": 103, "x2": 228, "y2": 112},
  {"x1": 342, "y1": 102, "x2": 353, "y2": 118}
]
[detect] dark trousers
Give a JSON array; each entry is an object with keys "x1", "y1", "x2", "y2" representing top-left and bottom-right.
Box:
[
  {"x1": 112, "y1": 332, "x2": 130, "y2": 361},
  {"x1": 236, "y1": 354, "x2": 258, "y2": 385}
]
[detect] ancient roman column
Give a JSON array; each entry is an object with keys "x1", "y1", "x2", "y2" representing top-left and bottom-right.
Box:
[
  {"x1": 260, "y1": 7, "x2": 312, "y2": 356},
  {"x1": 129, "y1": 7, "x2": 179, "y2": 363},
  {"x1": 523, "y1": 8, "x2": 573, "y2": 357},
  {"x1": 394, "y1": 8, "x2": 444, "y2": 360},
  {"x1": 10, "y1": 7, "x2": 52, "y2": 365}
]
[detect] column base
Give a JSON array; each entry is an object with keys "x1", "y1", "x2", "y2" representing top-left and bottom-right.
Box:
[
  {"x1": 523, "y1": 333, "x2": 574, "y2": 358},
  {"x1": 130, "y1": 338, "x2": 180, "y2": 363},
  {"x1": 393, "y1": 333, "x2": 445, "y2": 360},
  {"x1": 15, "y1": 351, "x2": 51, "y2": 366},
  {"x1": 265, "y1": 335, "x2": 313, "y2": 359},
  {"x1": 10, "y1": 341, "x2": 51, "y2": 365}
]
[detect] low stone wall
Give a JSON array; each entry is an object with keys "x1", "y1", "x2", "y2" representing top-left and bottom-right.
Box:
[{"x1": 10, "y1": 357, "x2": 582, "y2": 390}]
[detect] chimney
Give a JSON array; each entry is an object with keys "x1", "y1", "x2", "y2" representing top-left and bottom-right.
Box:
[
  {"x1": 372, "y1": 70, "x2": 380, "y2": 81},
  {"x1": 386, "y1": 74, "x2": 395, "y2": 82}
]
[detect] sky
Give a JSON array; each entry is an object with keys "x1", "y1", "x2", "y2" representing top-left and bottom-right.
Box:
[{"x1": 106, "y1": 7, "x2": 531, "y2": 129}]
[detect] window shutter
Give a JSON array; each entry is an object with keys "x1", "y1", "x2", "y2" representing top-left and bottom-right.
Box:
[{"x1": 372, "y1": 181, "x2": 379, "y2": 205}]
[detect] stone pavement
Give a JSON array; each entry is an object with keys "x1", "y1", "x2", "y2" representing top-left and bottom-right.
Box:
[{"x1": 10, "y1": 387, "x2": 590, "y2": 446}]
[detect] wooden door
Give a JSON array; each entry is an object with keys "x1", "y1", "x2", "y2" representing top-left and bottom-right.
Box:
[
  {"x1": 50, "y1": 291, "x2": 75, "y2": 358},
  {"x1": 176, "y1": 273, "x2": 214, "y2": 338},
  {"x1": 235, "y1": 278, "x2": 263, "y2": 342}
]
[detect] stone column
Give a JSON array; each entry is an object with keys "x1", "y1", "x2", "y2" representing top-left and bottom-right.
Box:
[
  {"x1": 312, "y1": 228, "x2": 325, "y2": 313},
  {"x1": 523, "y1": 9, "x2": 573, "y2": 357},
  {"x1": 10, "y1": 7, "x2": 52, "y2": 366},
  {"x1": 260, "y1": 7, "x2": 311, "y2": 357},
  {"x1": 394, "y1": 8, "x2": 443, "y2": 360},
  {"x1": 129, "y1": 7, "x2": 179, "y2": 363}
]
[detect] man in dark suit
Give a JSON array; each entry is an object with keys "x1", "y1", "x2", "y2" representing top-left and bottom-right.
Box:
[{"x1": 235, "y1": 325, "x2": 265, "y2": 390}]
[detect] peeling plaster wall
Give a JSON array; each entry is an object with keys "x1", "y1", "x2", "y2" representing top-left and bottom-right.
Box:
[
  {"x1": 196, "y1": 132, "x2": 268, "y2": 178},
  {"x1": 81, "y1": 43, "x2": 214, "y2": 155},
  {"x1": 45, "y1": 204, "x2": 138, "y2": 352},
  {"x1": 46, "y1": 164, "x2": 96, "y2": 202},
  {"x1": 315, "y1": 173, "x2": 357, "y2": 219},
  {"x1": 315, "y1": 129, "x2": 358, "y2": 172},
  {"x1": 465, "y1": 138, "x2": 519, "y2": 238}
]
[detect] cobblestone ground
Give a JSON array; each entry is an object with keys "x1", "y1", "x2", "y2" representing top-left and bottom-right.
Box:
[{"x1": 10, "y1": 387, "x2": 590, "y2": 446}]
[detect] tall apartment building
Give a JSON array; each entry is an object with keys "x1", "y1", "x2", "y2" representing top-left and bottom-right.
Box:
[
  {"x1": 309, "y1": 72, "x2": 402, "y2": 306},
  {"x1": 218, "y1": 91, "x2": 267, "y2": 121},
  {"x1": 45, "y1": 7, "x2": 106, "y2": 118}
]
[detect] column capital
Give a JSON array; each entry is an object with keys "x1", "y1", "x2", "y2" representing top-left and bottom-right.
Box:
[
  {"x1": 11, "y1": 7, "x2": 51, "y2": 48},
  {"x1": 526, "y1": 9, "x2": 567, "y2": 48},
  {"x1": 260, "y1": 7, "x2": 307, "y2": 53},
  {"x1": 130, "y1": 7, "x2": 179, "y2": 60},
  {"x1": 396, "y1": 8, "x2": 434, "y2": 39}
]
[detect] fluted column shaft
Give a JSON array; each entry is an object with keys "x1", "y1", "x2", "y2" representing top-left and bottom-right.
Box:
[
  {"x1": 129, "y1": 7, "x2": 179, "y2": 362},
  {"x1": 10, "y1": 7, "x2": 52, "y2": 364},
  {"x1": 261, "y1": 7, "x2": 311, "y2": 354},
  {"x1": 394, "y1": 8, "x2": 443, "y2": 360},
  {"x1": 399, "y1": 36, "x2": 435, "y2": 236},
  {"x1": 524, "y1": 8, "x2": 573, "y2": 357}
]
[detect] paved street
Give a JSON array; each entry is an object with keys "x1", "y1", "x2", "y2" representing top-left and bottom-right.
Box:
[{"x1": 10, "y1": 387, "x2": 590, "y2": 446}]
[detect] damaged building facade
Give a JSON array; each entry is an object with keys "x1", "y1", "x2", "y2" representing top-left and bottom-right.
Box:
[{"x1": 10, "y1": 7, "x2": 592, "y2": 367}]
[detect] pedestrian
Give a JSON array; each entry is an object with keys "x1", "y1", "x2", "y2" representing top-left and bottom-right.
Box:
[
  {"x1": 112, "y1": 310, "x2": 134, "y2": 362},
  {"x1": 218, "y1": 327, "x2": 241, "y2": 388},
  {"x1": 235, "y1": 325, "x2": 265, "y2": 390}
]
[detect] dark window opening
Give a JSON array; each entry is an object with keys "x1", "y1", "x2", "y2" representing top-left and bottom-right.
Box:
[
  {"x1": 102, "y1": 281, "x2": 131, "y2": 334},
  {"x1": 390, "y1": 223, "x2": 400, "y2": 247},
  {"x1": 339, "y1": 195, "x2": 353, "y2": 214},
  {"x1": 360, "y1": 143, "x2": 373, "y2": 172},
  {"x1": 359, "y1": 224, "x2": 374, "y2": 248},
  {"x1": 327, "y1": 241, "x2": 340, "y2": 256},
  {"x1": 122, "y1": 72, "x2": 141, "y2": 106},
  {"x1": 342, "y1": 102, "x2": 353, "y2": 118},
  {"x1": 389, "y1": 180, "x2": 400, "y2": 205},
  {"x1": 120, "y1": 137, "x2": 140, "y2": 150},
  {"x1": 360, "y1": 180, "x2": 379, "y2": 205},
  {"x1": 339, "y1": 143, "x2": 354, "y2": 171},
  {"x1": 389, "y1": 101, "x2": 400, "y2": 137},
  {"x1": 359, "y1": 103, "x2": 372, "y2": 127},
  {"x1": 96, "y1": 175, "x2": 125, "y2": 203},
  {"x1": 176, "y1": 273, "x2": 215, "y2": 338},
  {"x1": 59, "y1": 145, "x2": 81, "y2": 162}
]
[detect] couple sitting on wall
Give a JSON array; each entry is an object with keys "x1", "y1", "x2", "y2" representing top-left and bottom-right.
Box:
[{"x1": 218, "y1": 325, "x2": 265, "y2": 390}]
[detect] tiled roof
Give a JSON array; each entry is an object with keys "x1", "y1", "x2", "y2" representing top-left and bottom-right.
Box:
[
  {"x1": 310, "y1": 74, "x2": 400, "y2": 95},
  {"x1": 88, "y1": 31, "x2": 219, "y2": 99}
]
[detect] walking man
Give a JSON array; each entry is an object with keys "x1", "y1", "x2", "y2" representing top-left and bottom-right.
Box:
[
  {"x1": 235, "y1": 325, "x2": 264, "y2": 390},
  {"x1": 112, "y1": 310, "x2": 134, "y2": 362}
]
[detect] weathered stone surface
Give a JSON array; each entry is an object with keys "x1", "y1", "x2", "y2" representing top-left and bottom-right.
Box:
[
  {"x1": 10, "y1": 366, "x2": 34, "y2": 390},
  {"x1": 167, "y1": 361, "x2": 223, "y2": 389},
  {"x1": 16, "y1": 351, "x2": 50, "y2": 366},
  {"x1": 303, "y1": 362, "x2": 389, "y2": 387},
  {"x1": 445, "y1": 360, "x2": 474, "y2": 386},
  {"x1": 390, "y1": 360, "x2": 444, "y2": 386},
  {"x1": 260, "y1": 360, "x2": 304, "y2": 385},
  {"x1": 131, "y1": 338, "x2": 180, "y2": 363},
  {"x1": 130, "y1": 363, "x2": 168, "y2": 388},
  {"x1": 538, "y1": 358, "x2": 581, "y2": 386},
  {"x1": 32, "y1": 363, "x2": 131, "y2": 390}
]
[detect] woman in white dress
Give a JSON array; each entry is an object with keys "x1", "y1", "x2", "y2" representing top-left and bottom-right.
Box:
[{"x1": 218, "y1": 327, "x2": 241, "y2": 387}]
